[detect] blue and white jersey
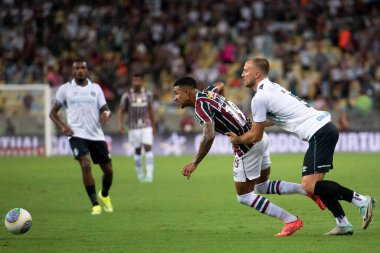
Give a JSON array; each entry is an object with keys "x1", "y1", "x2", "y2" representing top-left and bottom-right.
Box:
[
  {"x1": 252, "y1": 78, "x2": 330, "y2": 141},
  {"x1": 54, "y1": 79, "x2": 107, "y2": 141}
]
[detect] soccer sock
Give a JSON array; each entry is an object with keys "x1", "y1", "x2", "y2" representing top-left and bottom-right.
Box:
[
  {"x1": 335, "y1": 216, "x2": 350, "y2": 227},
  {"x1": 314, "y1": 180, "x2": 354, "y2": 202},
  {"x1": 85, "y1": 185, "x2": 99, "y2": 206},
  {"x1": 351, "y1": 192, "x2": 368, "y2": 207},
  {"x1": 315, "y1": 182, "x2": 350, "y2": 224},
  {"x1": 101, "y1": 171, "x2": 113, "y2": 197},
  {"x1": 255, "y1": 180, "x2": 307, "y2": 195},
  {"x1": 134, "y1": 154, "x2": 144, "y2": 178},
  {"x1": 237, "y1": 192, "x2": 297, "y2": 223},
  {"x1": 145, "y1": 151, "x2": 154, "y2": 179}
]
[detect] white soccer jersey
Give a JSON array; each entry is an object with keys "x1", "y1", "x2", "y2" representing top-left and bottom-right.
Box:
[
  {"x1": 252, "y1": 78, "x2": 331, "y2": 141},
  {"x1": 54, "y1": 79, "x2": 107, "y2": 141}
]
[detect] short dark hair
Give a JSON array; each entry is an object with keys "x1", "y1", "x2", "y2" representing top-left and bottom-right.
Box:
[
  {"x1": 174, "y1": 76, "x2": 197, "y2": 88},
  {"x1": 248, "y1": 57, "x2": 270, "y2": 75},
  {"x1": 133, "y1": 72, "x2": 143, "y2": 78},
  {"x1": 73, "y1": 59, "x2": 87, "y2": 65}
]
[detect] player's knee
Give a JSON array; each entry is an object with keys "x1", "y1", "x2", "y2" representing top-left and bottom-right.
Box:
[
  {"x1": 237, "y1": 192, "x2": 253, "y2": 206},
  {"x1": 254, "y1": 180, "x2": 269, "y2": 194},
  {"x1": 301, "y1": 181, "x2": 314, "y2": 194}
]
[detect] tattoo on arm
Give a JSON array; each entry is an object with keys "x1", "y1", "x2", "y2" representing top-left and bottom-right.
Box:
[{"x1": 192, "y1": 122, "x2": 215, "y2": 165}]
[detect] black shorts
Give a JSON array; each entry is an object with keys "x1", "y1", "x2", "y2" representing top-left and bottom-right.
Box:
[
  {"x1": 302, "y1": 122, "x2": 339, "y2": 176},
  {"x1": 69, "y1": 137, "x2": 111, "y2": 164}
]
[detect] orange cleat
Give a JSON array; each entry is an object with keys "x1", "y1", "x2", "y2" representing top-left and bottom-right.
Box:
[
  {"x1": 275, "y1": 218, "x2": 303, "y2": 237},
  {"x1": 307, "y1": 193, "x2": 326, "y2": 210}
]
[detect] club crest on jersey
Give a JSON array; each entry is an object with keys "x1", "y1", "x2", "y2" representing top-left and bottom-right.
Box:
[
  {"x1": 90, "y1": 91, "x2": 96, "y2": 97},
  {"x1": 206, "y1": 91, "x2": 215, "y2": 99}
]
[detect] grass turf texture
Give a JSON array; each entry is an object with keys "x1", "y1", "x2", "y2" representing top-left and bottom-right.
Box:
[{"x1": 1, "y1": 153, "x2": 379, "y2": 253}]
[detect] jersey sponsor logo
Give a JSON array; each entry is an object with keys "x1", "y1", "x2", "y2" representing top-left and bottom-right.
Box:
[
  {"x1": 316, "y1": 112, "x2": 329, "y2": 121},
  {"x1": 302, "y1": 166, "x2": 307, "y2": 173}
]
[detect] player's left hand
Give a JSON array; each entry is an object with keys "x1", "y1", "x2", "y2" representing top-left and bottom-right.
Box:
[
  {"x1": 225, "y1": 132, "x2": 239, "y2": 145},
  {"x1": 100, "y1": 111, "x2": 111, "y2": 125},
  {"x1": 181, "y1": 163, "x2": 197, "y2": 180}
]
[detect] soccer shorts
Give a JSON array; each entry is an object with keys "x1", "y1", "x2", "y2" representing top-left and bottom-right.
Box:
[
  {"x1": 233, "y1": 132, "x2": 271, "y2": 182},
  {"x1": 128, "y1": 127, "x2": 153, "y2": 148},
  {"x1": 69, "y1": 137, "x2": 111, "y2": 164},
  {"x1": 302, "y1": 122, "x2": 339, "y2": 176}
]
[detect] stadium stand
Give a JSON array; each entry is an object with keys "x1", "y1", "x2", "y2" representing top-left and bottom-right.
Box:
[{"x1": 0, "y1": 0, "x2": 379, "y2": 134}]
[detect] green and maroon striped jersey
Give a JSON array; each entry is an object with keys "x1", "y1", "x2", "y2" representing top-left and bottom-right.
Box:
[{"x1": 194, "y1": 85, "x2": 254, "y2": 156}]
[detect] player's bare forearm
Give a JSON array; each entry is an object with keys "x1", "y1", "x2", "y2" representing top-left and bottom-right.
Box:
[
  {"x1": 49, "y1": 102, "x2": 74, "y2": 136},
  {"x1": 263, "y1": 119, "x2": 274, "y2": 127},
  {"x1": 99, "y1": 105, "x2": 111, "y2": 125},
  {"x1": 192, "y1": 122, "x2": 215, "y2": 165},
  {"x1": 226, "y1": 122, "x2": 264, "y2": 145},
  {"x1": 213, "y1": 82, "x2": 225, "y2": 96}
]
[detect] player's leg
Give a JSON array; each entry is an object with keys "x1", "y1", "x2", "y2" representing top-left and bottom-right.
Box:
[
  {"x1": 129, "y1": 129, "x2": 145, "y2": 181},
  {"x1": 310, "y1": 123, "x2": 375, "y2": 231},
  {"x1": 69, "y1": 137, "x2": 100, "y2": 214},
  {"x1": 234, "y1": 141, "x2": 302, "y2": 237},
  {"x1": 89, "y1": 140, "x2": 114, "y2": 213},
  {"x1": 301, "y1": 122, "x2": 355, "y2": 234},
  {"x1": 142, "y1": 127, "x2": 154, "y2": 182}
]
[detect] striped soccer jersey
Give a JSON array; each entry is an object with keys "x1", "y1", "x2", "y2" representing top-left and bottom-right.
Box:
[
  {"x1": 120, "y1": 87, "x2": 152, "y2": 130},
  {"x1": 195, "y1": 86, "x2": 253, "y2": 157}
]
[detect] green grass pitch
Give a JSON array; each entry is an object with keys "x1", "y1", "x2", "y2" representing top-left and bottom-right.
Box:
[{"x1": 1, "y1": 153, "x2": 379, "y2": 253}]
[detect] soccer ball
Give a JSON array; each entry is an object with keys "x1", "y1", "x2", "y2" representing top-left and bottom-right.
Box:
[{"x1": 4, "y1": 208, "x2": 32, "y2": 235}]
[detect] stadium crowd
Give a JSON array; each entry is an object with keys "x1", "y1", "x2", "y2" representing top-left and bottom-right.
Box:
[{"x1": 0, "y1": 0, "x2": 380, "y2": 132}]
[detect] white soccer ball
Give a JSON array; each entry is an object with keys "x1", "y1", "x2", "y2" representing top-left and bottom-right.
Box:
[{"x1": 4, "y1": 208, "x2": 32, "y2": 234}]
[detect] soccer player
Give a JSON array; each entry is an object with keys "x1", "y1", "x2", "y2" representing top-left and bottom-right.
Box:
[
  {"x1": 173, "y1": 76, "x2": 324, "y2": 237},
  {"x1": 49, "y1": 59, "x2": 114, "y2": 215},
  {"x1": 226, "y1": 57, "x2": 376, "y2": 235},
  {"x1": 118, "y1": 73, "x2": 156, "y2": 183}
]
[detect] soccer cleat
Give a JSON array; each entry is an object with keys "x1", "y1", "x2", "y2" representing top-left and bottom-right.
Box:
[
  {"x1": 307, "y1": 193, "x2": 326, "y2": 210},
  {"x1": 91, "y1": 205, "x2": 102, "y2": 215},
  {"x1": 359, "y1": 196, "x2": 376, "y2": 229},
  {"x1": 144, "y1": 176, "x2": 153, "y2": 183},
  {"x1": 274, "y1": 218, "x2": 303, "y2": 237},
  {"x1": 138, "y1": 175, "x2": 145, "y2": 183},
  {"x1": 324, "y1": 224, "x2": 353, "y2": 236},
  {"x1": 98, "y1": 191, "x2": 114, "y2": 213}
]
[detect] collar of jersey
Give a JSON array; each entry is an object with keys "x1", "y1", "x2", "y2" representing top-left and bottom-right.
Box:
[
  {"x1": 257, "y1": 77, "x2": 269, "y2": 89},
  {"x1": 70, "y1": 78, "x2": 92, "y2": 87}
]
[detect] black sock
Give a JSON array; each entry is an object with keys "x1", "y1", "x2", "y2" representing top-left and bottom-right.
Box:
[
  {"x1": 318, "y1": 194, "x2": 346, "y2": 217},
  {"x1": 101, "y1": 171, "x2": 113, "y2": 197},
  {"x1": 314, "y1": 180, "x2": 354, "y2": 202},
  {"x1": 85, "y1": 185, "x2": 99, "y2": 206}
]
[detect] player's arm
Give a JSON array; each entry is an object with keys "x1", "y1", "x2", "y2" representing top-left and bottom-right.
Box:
[
  {"x1": 181, "y1": 122, "x2": 215, "y2": 179},
  {"x1": 263, "y1": 119, "x2": 274, "y2": 127},
  {"x1": 117, "y1": 105, "x2": 125, "y2": 134},
  {"x1": 49, "y1": 102, "x2": 74, "y2": 136},
  {"x1": 225, "y1": 121, "x2": 265, "y2": 145},
  {"x1": 99, "y1": 104, "x2": 111, "y2": 125},
  {"x1": 212, "y1": 81, "x2": 225, "y2": 96},
  {"x1": 147, "y1": 99, "x2": 157, "y2": 134}
]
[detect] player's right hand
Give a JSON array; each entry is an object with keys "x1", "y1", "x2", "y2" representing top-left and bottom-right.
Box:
[{"x1": 61, "y1": 125, "x2": 74, "y2": 136}]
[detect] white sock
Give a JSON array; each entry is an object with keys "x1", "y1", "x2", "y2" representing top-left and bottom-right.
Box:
[
  {"x1": 335, "y1": 215, "x2": 350, "y2": 227},
  {"x1": 351, "y1": 192, "x2": 368, "y2": 207},
  {"x1": 237, "y1": 192, "x2": 297, "y2": 223},
  {"x1": 134, "y1": 154, "x2": 144, "y2": 178},
  {"x1": 255, "y1": 180, "x2": 307, "y2": 195},
  {"x1": 145, "y1": 151, "x2": 154, "y2": 179}
]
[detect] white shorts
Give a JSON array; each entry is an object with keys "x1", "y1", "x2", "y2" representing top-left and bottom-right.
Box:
[
  {"x1": 233, "y1": 132, "x2": 271, "y2": 182},
  {"x1": 128, "y1": 127, "x2": 153, "y2": 148}
]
